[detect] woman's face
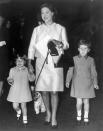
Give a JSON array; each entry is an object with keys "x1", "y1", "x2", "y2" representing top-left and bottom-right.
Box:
[{"x1": 41, "y1": 7, "x2": 54, "y2": 24}]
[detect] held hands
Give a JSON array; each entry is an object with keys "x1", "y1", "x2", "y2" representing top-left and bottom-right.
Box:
[
  {"x1": 31, "y1": 86, "x2": 35, "y2": 91},
  {"x1": 28, "y1": 63, "x2": 34, "y2": 74},
  {"x1": 94, "y1": 84, "x2": 99, "y2": 90},
  {"x1": 28, "y1": 62, "x2": 35, "y2": 82}
]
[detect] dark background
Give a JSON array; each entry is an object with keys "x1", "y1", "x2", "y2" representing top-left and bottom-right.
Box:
[
  {"x1": 0, "y1": 1, "x2": 103, "y2": 131},
  {"x1": 0, "y1": 0, "x2": 103, "y2": 88}
]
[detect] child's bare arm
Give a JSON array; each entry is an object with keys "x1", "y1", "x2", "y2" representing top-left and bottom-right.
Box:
[
  {"x1": 7, "y1": 68, "x2": 14, "y2": 85},
  {"x1": 91, "y1": 58, "x2": 99, "y2": 89},
  {"x1": 66, "y1": 67, "x2": 73, "y2": 88}
]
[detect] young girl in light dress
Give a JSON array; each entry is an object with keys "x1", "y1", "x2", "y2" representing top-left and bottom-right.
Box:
[
  {"x1": 7, "y1": 55, "x2": 35, "y2": 125},
  {"x1": 66, "y1": 40, "x2": 99, "y2": 125}
]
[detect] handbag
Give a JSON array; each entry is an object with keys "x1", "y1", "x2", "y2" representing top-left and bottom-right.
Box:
[{"x1": 47, "y1": 40, "x2": 64, "y2": 67}]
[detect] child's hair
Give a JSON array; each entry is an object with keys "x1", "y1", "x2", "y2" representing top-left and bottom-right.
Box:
[
  {"x1": 15, "y1": 54, "x2": 27, "y2": 65},
  {"x1": 78, "y1": 39, "x2": 91, "y2": 49}
]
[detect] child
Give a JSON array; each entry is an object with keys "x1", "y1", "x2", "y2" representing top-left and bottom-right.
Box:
[
  {"x1": 7, "y1": 55, "x2": 35, "y2": 125},
  {"x1": 66, "y1": 40, "x2": 99, "y2": 125}
]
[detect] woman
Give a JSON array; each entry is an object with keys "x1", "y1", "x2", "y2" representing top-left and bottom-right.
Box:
[
  {"x1": 28, "y1": 3, "x2": 69, "y2": 128},
  {"x1": 0, "y1": 15, "x2": 9, "y2": 97}
]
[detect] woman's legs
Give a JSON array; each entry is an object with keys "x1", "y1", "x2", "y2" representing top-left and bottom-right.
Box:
[
  {"x1": 51, "y1": 92, "x2": 58, "y2": 126},
  {"x1": 42, "y1": 92, "x2": 51, "y2": 122},
  {"x1": 21, "y1": 102, "x2": 27, "y2": 124},
  {"x1": 83, "y1": 98, "x2": 89, "y2": 122},
  {"x1": 76, "y1": 98, "x2": 83, "y2": 121},
  {"x1": 42, "y1": 91, "x2": 59, "y2": 126}
]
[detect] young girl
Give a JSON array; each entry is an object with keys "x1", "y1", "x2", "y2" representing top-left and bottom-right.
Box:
[
  {"x1": 7, "y1": 55, "x2": 35, "y2": 125},
  {"x1": 66, "y1": 40, "x2": 99, "y2": 125}
]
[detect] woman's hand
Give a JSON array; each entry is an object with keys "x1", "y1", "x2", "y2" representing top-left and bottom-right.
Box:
[
  {"x1": 28, "y1": 64, "x2": 34, "y2": 74},
  {"x1": 52, "y1": 39, "x2": 64, "y2": 55},
  {"x1": 28, "y1": 59, "x2": 34, "y2": 74},
  {"x1": 52, "y1": 39, "x2": 63, "y2": 48}
]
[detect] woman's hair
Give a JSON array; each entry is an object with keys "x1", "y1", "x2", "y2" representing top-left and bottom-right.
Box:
[
  {"x1": 39, "y1": 3, "x2": 57, "y2": 22},
  {"x1": 78, "y1": 39, "x2": 91, "y2": 49}
]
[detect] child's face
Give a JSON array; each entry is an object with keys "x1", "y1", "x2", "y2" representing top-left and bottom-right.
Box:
[
  {"x1": 16, "y1": 58, "x2": 25, "y2": 68},
  {"x1": 78, "y1": 45, "x2": 89, "y2": 57}
]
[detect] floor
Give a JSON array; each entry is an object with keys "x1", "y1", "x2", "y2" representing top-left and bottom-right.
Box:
[{"x1": 0, "y1": 84, "x2": 103, "y2": 131}]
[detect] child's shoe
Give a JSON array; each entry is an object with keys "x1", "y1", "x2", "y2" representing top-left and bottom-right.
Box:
[
  {"x1": 76, "y1": 116, "x2": 82, "y2": 126},
  {"x1": 83, "y1": 118, "x2": 89, "y2": 126},
  {"x1": 23, "y1": 116, "x2": 28, "y2": 126},
  {"x1": 23, "y1": 120, "x2": 28, "y2": 124},
  {"x1": 17, "y1": 109, "x2": 21, "y2": 120},
  {"x1": 84, "y1": 111, "x2": 89, "y2": 125}
]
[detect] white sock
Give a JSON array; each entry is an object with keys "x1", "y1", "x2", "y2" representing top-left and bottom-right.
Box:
[
  {"x1": 77, "y1": 110, "x2": 81, "y2": 116},
  {"x1": 17, "y1": 109, "x2": 21, "y2": 117},
  {"x1": 77, "y1": 110, "x2": 81, "y2": 121},
  {"x1": 23, "y1": 116, "x2": 27, "y2": 120},
  {"x1": 84, "y1": 111, "x2": 88, "y2": 119},
  {"x1": 17, "y1": 109, "x2": 21, "y2": 114},
  {"x1": 23, "y1": 116, "x2": 28, "y2": 124}
]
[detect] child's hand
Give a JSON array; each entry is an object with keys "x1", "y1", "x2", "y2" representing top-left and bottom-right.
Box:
[
  {"x1": 94, "y1": 84, "x2": 99, "y2": 90},
  {"x1": 31, "y1": 86, "x2": 35, "y2": 91},
  {"x1": 66, "y1": 82, "x2": 70, "y2": 88},
  {"x1": 7, "y1": 78, "x2": 14, "y2": 86}
]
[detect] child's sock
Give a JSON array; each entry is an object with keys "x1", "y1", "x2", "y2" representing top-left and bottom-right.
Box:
[
  {"x1": 84, "y1": 111, "x2": 89, "y2": 122},
  {"x1": 23, "y1": 116, "x2": 28, "y2": 124},
  {"x1": 17, "y1": 109, "x2": 21, "y2": 115},
  {"x1": 17, "y1": 109, "x2": 21, "y2": 118},
  {"x1": 77, "y1": 110, "x2": 81, "y2": 121}
]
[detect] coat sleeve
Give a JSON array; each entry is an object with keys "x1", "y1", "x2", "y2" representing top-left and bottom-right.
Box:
[
  {"x1": 91, "y1": 58, "x2": 98, "y2": 85},
  {"x1": 61, "y1": 26, "x2": 69, "y2": 50},
  {"x1": 28, "y1": 28, "x2": 37, "y2": 60}
]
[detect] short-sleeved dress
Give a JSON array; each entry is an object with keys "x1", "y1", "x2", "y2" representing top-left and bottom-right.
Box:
[
  {"x1": 28, "y1": 23, "x2": 69, "y2": 92},
  {"x1": 7, "y1": 67, "x2": 33, "y2": 103},
  {"x1": 66, "y1": 55, "x2": 98, "y2": 98}
]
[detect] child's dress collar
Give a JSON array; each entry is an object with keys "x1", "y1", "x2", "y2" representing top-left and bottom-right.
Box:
[
  {"x1": 78, "y1": 55, "x2": 88, "y2": 59},
  {"x1": 16, "y1": 66, "x2": 26, "y2": 71}
]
